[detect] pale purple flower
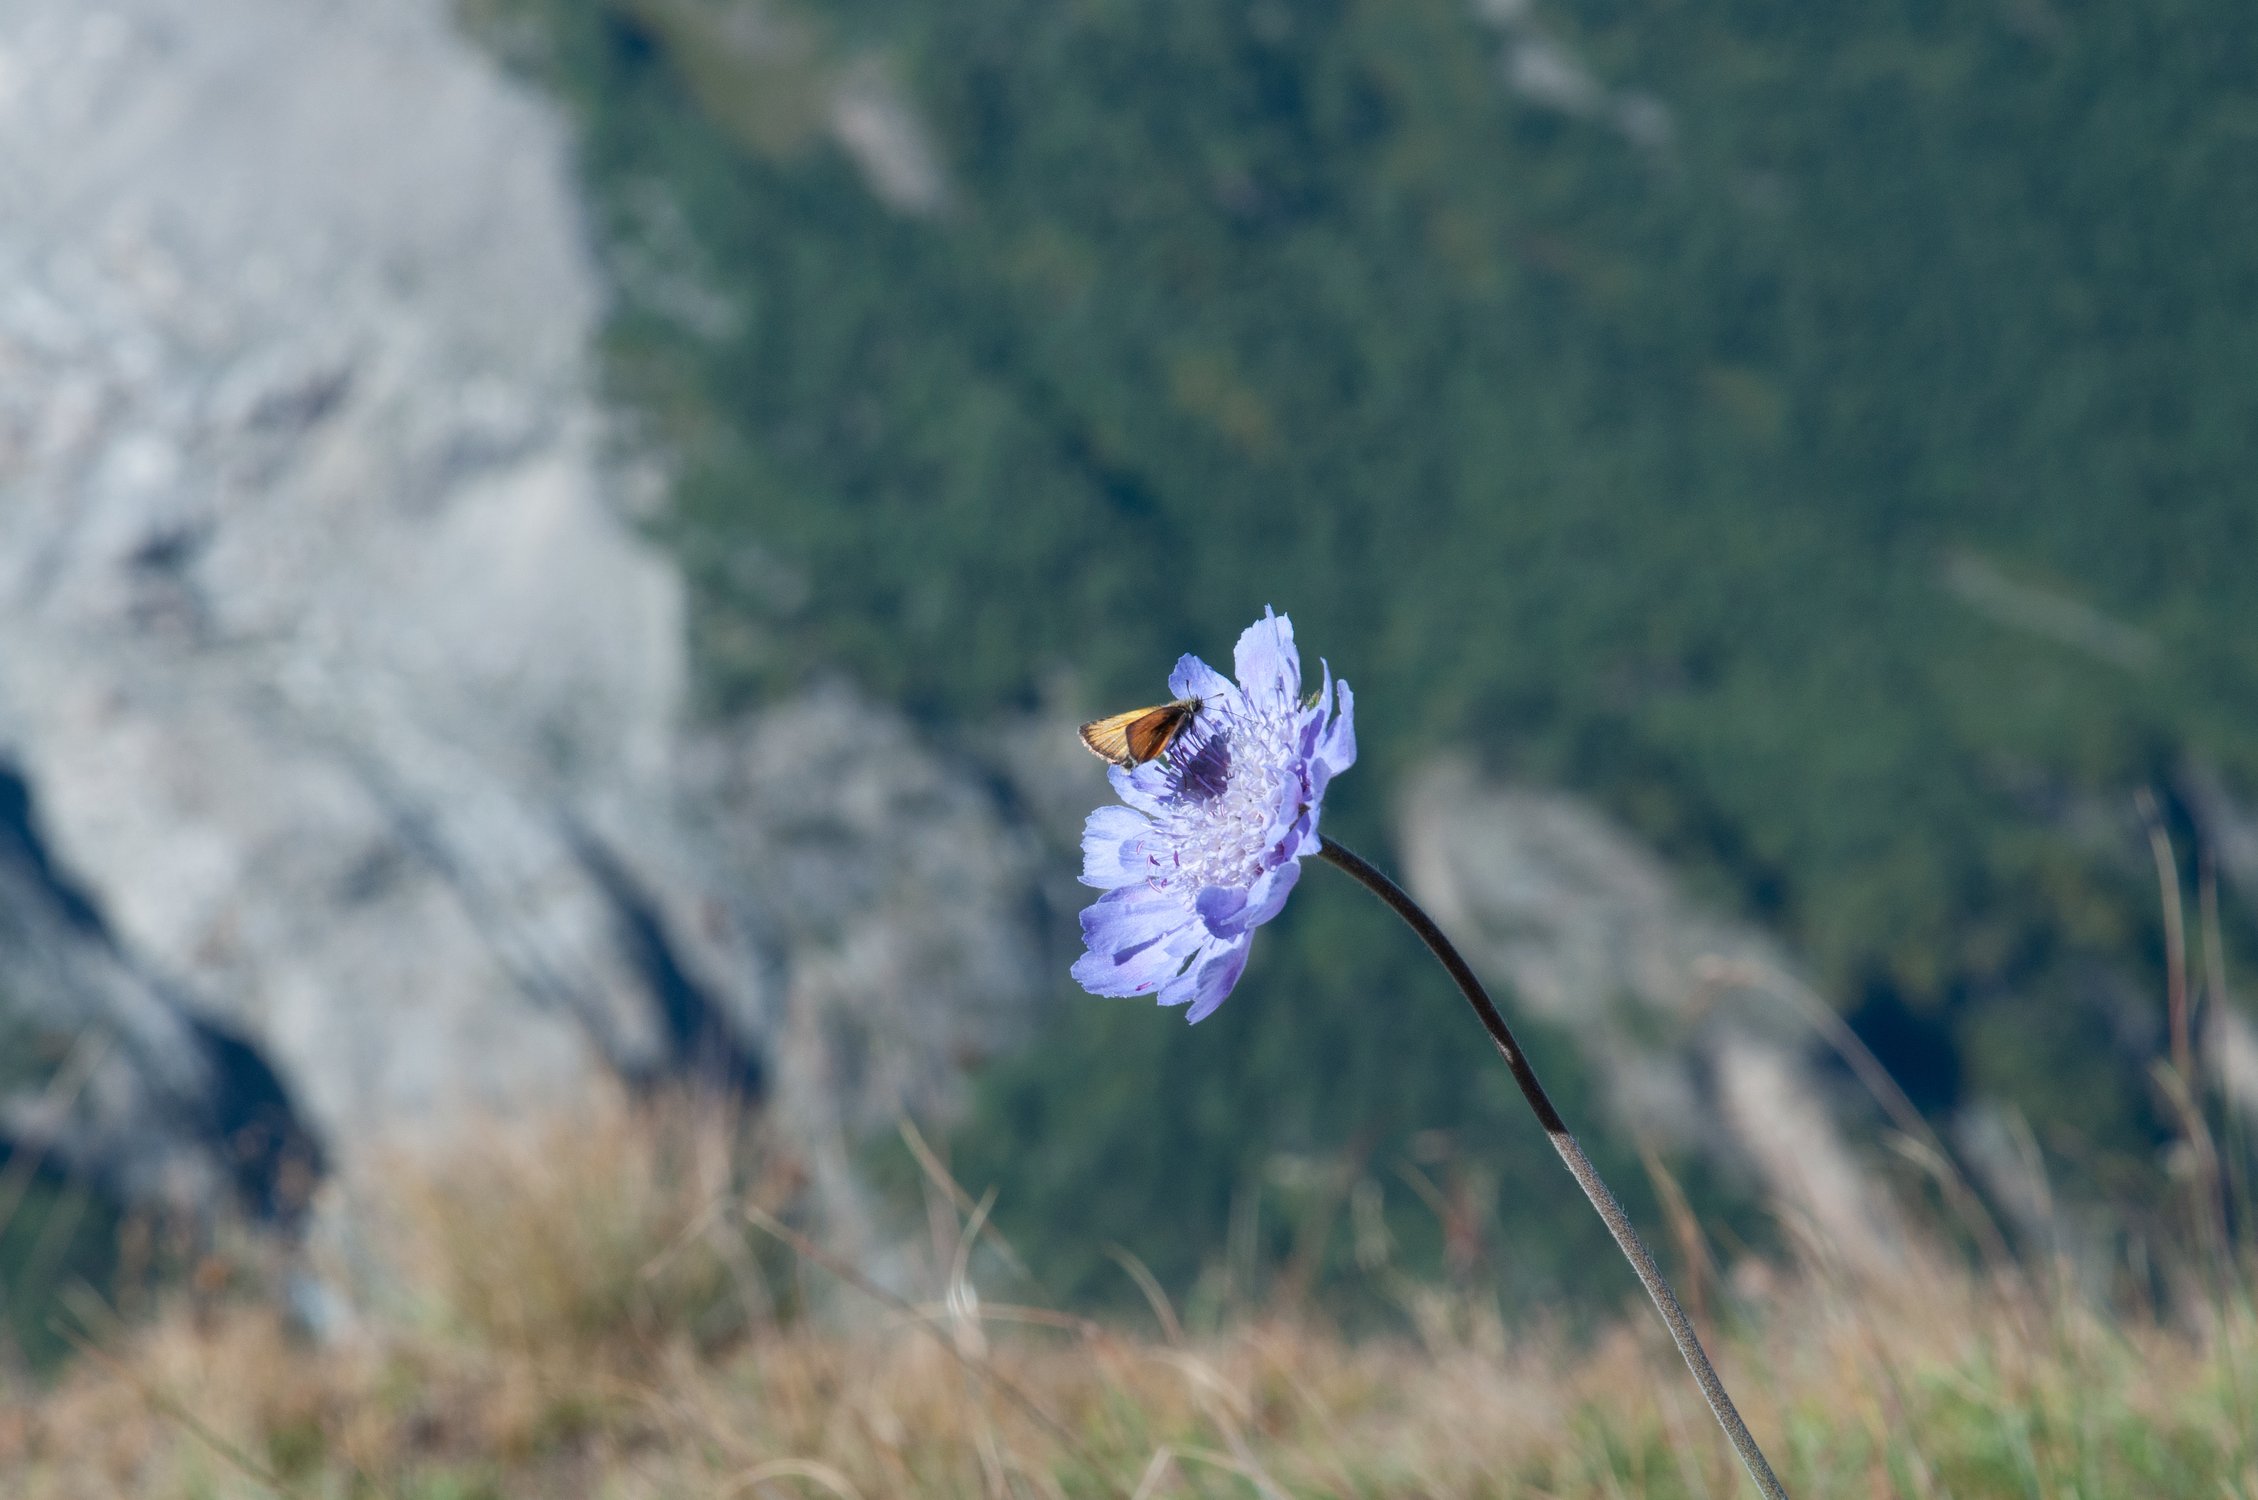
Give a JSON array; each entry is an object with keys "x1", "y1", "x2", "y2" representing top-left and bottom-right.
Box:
[{"x1": 1072, "y1": 608, "x2": 1356, "y2": 1021}]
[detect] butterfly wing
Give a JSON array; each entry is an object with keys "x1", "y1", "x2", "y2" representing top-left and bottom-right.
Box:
[
  {"x1": 1079, "y1": 708, "x2": 1153, "y2": 766},
  {"x1": 1080, "y1": 700, "x2": 1197, "y2": 767},
  {"x1": 1123, "y1": 703, "x2": 1193, "y2": 764}
]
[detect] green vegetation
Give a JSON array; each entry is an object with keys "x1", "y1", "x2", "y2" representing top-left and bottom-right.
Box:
[
  {"x1": 0, "y1": 1020, "x2": 124, "y2": 1372},
  {"x1": 486, "y1": 0, "x2": 2258, "y2": 1299},
  {"x1": 0, "y1": 1176, "x2": 120, "y2": 1372}
]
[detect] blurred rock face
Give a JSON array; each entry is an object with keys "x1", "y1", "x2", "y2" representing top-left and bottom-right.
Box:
[
  {"x1": 1397, "y1": 759, "x2": 1907, "y2": 1273},
  {"x1": 0, "y1": 0, "x2": 1039, "y2": 1226}
]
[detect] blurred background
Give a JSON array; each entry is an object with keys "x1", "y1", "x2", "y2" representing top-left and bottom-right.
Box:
[{"x1": 2, "y1": 0, "x2": 2257, "y2": 1484}]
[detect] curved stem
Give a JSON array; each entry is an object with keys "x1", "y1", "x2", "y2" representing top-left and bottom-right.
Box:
[{"x1": 1318, "y1": 837, "x2": 1788, "y2": 1500}]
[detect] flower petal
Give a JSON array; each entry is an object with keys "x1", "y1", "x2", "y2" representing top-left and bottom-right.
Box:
[
  {"x1": 1297, "y1": 660, "x2": 1335, "y2": 760},
  {"x1": 1167, "y1": 654, "x2": 1242, "y2": 714},
  {"x1": 1078, "y1": 884, "x2": 1188, "y2": 959},
  {"x1": 1153, "y1": 931, "x2": 1229, "y2": 1007},
  {"x1": 1281, "y1": 808, "x2": 1321, "y2": 863},
  {"x1": 1232, "y1": 607, "x2": 1300, "y2": 715},
  {"x1": 1314, "y1": 679, "x2": 1356, "y2": 785},
  {"x1": 1080, "y1": 804, "x2": 1157, "y2": 889},
  {"x1": 1200, "y1": 858, "x2": 1300, "y2": 938},
  {"x1": 1193, "y1": 882, "x2": 1246, "y2": 934},
  {"x1": 1182, "y1": 943, "x2": 1252, "y2": 1022},
  {"x1": 1107, "y1": 761, "x2": 1170, "y2": 815},
  {"x1": 1074, "y1": 926, "x2": 1197, "y2": 996}
]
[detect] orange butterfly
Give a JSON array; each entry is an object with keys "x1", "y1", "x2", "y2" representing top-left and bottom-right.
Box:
[{"x1": 1078, "y1": 698, "x2": 1203, "y2": 768}]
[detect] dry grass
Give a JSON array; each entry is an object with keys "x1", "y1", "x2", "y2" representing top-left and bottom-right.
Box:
[{"x1": 5, "y1": 1099, "x2": 2257, "y2": 1499}]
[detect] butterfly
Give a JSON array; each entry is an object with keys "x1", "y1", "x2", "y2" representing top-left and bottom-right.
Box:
[{"x1": 1078, "y1": 697, "x2": 1203, "y2": 768}]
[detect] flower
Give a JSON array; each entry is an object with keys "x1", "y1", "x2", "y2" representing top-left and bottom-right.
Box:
[{"x1": 1072, "y1": 608, "x2": 1356, "y2": 1021}]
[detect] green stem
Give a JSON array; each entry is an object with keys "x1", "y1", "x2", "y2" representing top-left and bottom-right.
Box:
[{"x1": 1318, "y1": 836, "x2": 1789, "y2": 1500}]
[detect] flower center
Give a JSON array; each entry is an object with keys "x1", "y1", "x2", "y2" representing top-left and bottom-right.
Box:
[{"x1": 1147, "y1": 706, "x2": 1300, "y2": 900}]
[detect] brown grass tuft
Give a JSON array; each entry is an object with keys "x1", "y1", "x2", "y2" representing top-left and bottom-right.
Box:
[{"x1": 7, "y1": 1099, "x2": 2257, "y2": 1498}]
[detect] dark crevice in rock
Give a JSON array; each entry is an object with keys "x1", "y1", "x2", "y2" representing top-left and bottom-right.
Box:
[
  {"x1": 0, "y1": 760, "x2": 109, "y2": 942},
  {"x1": 0, "y1": 756, "x2": 326, "y2": 1227},
  {"x1": 126, "y1": 520, "x2": 212, "y2": 577},
  {"x1": 574, "y1": 833, "x2": 765, "y2": 1099},
  {"x1": 179, "y1": 1014, "x2": 325, "y2": 1227}
]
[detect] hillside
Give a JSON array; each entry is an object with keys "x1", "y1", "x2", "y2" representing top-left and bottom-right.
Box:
[{"x1": 484, "y1": 0, "x2": 2258, "y2": 1298}]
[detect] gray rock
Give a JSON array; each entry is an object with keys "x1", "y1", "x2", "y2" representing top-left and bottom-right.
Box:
[
  {"x1": 1397, "y1": 757, "x2": 1908, "y2": 1274},
  {"x1": 0, "y1": 0, "x2": 1039, "y2": 1247},
  {"x1": 680, "y1": 686, "x2": 1045, "y2": 1255},
  {"x1": 0, "y1": 0, "x2": 690, "y2": 1199}
]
